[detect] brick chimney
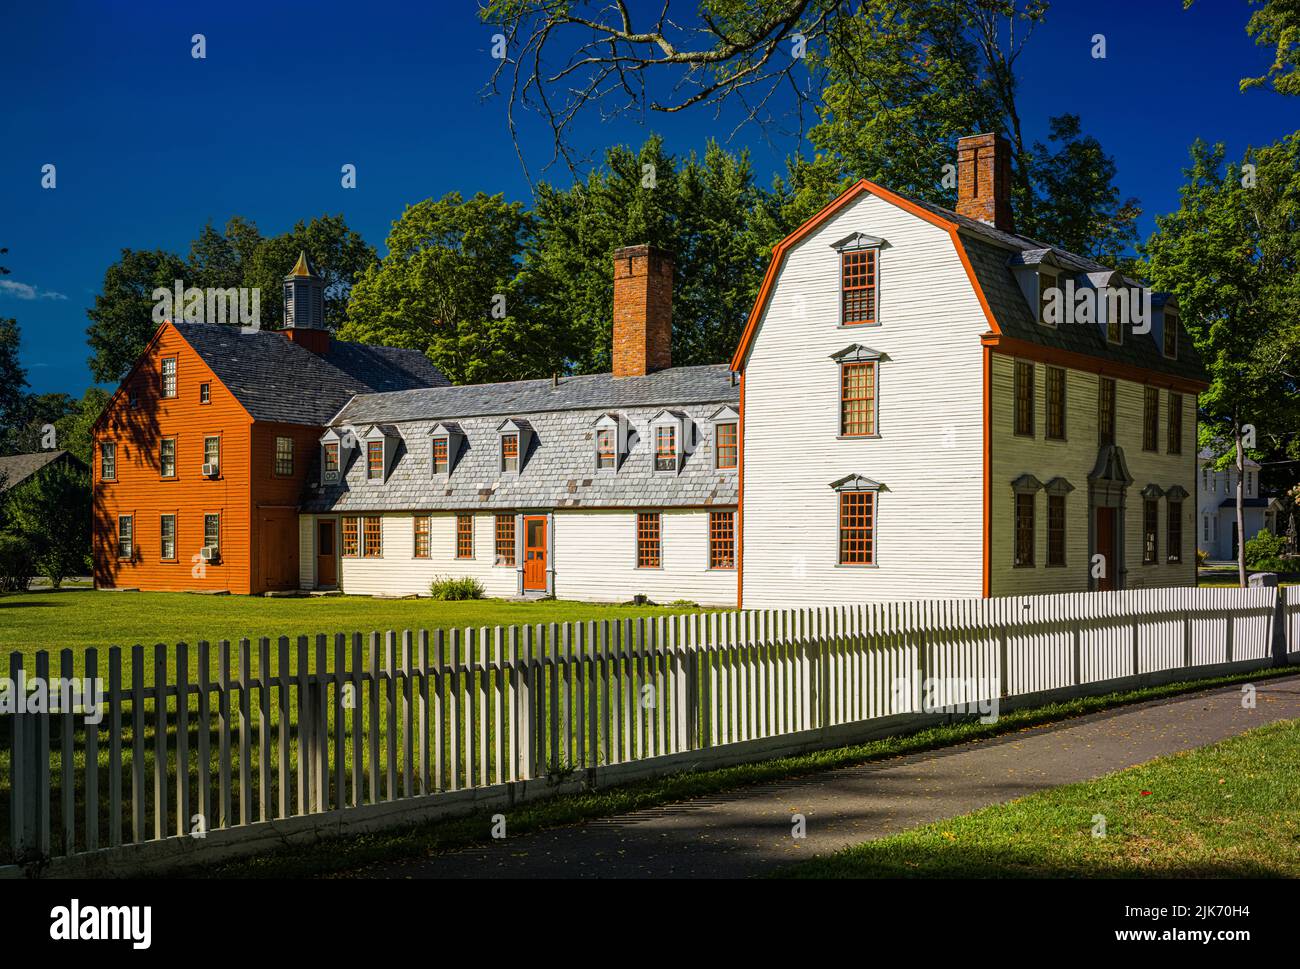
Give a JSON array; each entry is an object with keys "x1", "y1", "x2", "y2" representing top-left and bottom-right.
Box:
[
  {"x1": 956, "y1": 133, "x2": 1014, "y2": 233},
  {"x1": 612, "y1": 244, "x2": 673, "y2": 377}
]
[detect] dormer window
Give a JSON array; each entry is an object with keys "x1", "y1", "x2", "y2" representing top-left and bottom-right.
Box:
[
  {"x1": 708, "y1": 405, "x2": 740, "y2": 471},
  {"x1": 1163, "y1": 311, "x2": 1178, "y2": 358},
  {"x1": 1038, "y1": 273, "x2": 1057, "y2": 327},
  {"x1": 1107, "y1": 299, "x2": 1124, "y2": 345},
  {"x1": 367, "y1": 441, "x2": 383, "y2": 479},
  {"x1": 592, "y1": 413, "x2": 626, "y2": 472},
  {"x1": 360, "y1": 424, "x2": 399, "y2": 482},
  {"x1": 496, "y1": 418, "x2": 534, "y2": 474},
  {"x1": 319, "y1": 427, "x2": 351, "y2": 485},
  {"x1": 323, "y1": 442, "x2": 339, "y2": 476},
  {"x1": 649, "y1": 410, "x2": 687, "y2": 473},
  {"x1": 427, "y1": 422, "x2": 463, "y2": 476}
]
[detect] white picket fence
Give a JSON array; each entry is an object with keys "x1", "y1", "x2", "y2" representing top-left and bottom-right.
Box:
[{"x1": 2, "y1": 585, "x2": 1295, "y2": 873}]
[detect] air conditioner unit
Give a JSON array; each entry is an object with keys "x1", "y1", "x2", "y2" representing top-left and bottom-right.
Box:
[
  {"x1": 202, "y1": 462, "x2": 219, "y2": 477},
  {"x1": 323, "y1": 470, "x2": 340, "y2": 484},
  {"x1": 200, "y1": 545, "x2": 217, "y2": 561}
]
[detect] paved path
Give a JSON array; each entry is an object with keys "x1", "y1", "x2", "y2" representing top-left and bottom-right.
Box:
[{"x1": 355, "y1": 674, "x2": 1300, "y2": 879}]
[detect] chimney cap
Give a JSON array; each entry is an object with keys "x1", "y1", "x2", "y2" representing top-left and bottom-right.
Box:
[{"x1": 612, "y1": 243, "x2": 674, "y2": 262}]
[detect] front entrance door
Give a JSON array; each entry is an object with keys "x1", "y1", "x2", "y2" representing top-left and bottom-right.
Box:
[
  {"x1": 523, "y1": 516, "x2": 547, "y2": 592},
  {"x1": 317, "y1": 520, "x2": 337, "y2": 588},
  {"x1": 1095, "y1": 507, "x2": 1116, "y2": 591}
]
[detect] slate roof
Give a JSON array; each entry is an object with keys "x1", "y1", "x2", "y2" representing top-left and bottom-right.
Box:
[
  {"x1": 171, "y1": 322, "x2": 449, "y2": 425},
  {"x1": 878, "y1": 190, "x2": 1209, "y2": 385},
  {"x1": 333, "y1": 364, "x2": 738, "y2": 425},
  {"x1": 303, "y1": 394, "x2": 739, "y2": 514},
  {"x1": 0, "y1": 450, "x2": 83, "y2": 493}
]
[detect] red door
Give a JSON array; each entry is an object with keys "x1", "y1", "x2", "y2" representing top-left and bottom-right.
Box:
[
  {"x1": 523, "y1": 516, "x2": 547, "y2": 591},
  {"x1": 1096, "y1": 507, "x2": 1116, "y2": 591},
  {"x1": 317, "y1": 520, "x2": 337, "y2": 588}
]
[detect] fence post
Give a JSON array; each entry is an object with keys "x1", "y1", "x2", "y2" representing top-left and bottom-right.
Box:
[
  {"x1": 1183, "y1": 610, "x2": 1192, "y2": 669},
  {"x1": 1131, "y1": 615, "x2": 1140, "y2": 679},
  {"x1": 9, "y1": 652, "x2": 38, "y2": 863},
  {"x1": 516, "y1": 625, "x2": 534, "y2": 780},
  {"x1": 1271, "y1": 587, "x2": 1288, "y2": 668},
  {"x1": 997, "y1": 625, "x2": 1008, "y2": 698},
  {"x1": 1226, "y1": 609, "x2": 1235, "y2": 664}
]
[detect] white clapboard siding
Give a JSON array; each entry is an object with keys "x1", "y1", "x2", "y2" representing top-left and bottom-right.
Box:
[
  {"x1": 5, "y1": 585, "x2": 1287, "y2": 874},
  {"x1": 552, "y1": 509, "x2": 737, "y2": 605},
  {"x1": 989, "y1": 355, "x2": 1198, "y2": 595},
  {"x1": 336, "y1": 513, "x2": 518, "y2": 598},
  {"x1": 741, "y1": 192, "x2": 988, "y2": 609},
  {"x1": 298, "y1": 515, "x2": 315, "y2": 589}
]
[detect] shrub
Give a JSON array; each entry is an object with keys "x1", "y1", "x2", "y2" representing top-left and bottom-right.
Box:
[
  {"x1": 1245, "y1": 530, "x2": 1286, "y2": 570},
  {"x1": 0, "y1": 532, "x2": 34, "y2": 592},
  {"x1": 428, "y1": 575, "x2": 484, "y2": 600},
  {"x1": 1196, "y1": 548, "x2": 1209, "y2": 566}
]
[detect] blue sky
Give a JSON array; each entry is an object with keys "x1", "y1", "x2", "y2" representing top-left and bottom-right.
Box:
[{"x1": 1, "y1": 0, "x2": 1295, "y2": 397}]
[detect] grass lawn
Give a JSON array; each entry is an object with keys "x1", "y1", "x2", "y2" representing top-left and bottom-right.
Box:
[
  {"x1": 0, "y1": 589, "x2": 706, "y2": 660},
  {"x1": 779, "y1": 717, "x2": 1300, "y2": 878}
]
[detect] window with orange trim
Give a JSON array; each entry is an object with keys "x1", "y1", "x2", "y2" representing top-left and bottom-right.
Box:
[
  {"x1": 414, "y1": 515, "x2": 431, "y2": 558},
  {"x1": 595, "y1": 428, "x2": 616, "y2": 470},
  {"x1": 342, "y1": 517, "x2": 359, "y2": 557},
  {"x1": 715, "y1": 422, "x2": 738, "y2": 470},
  {"x1": 362, "y1": 516, "x2": 382, "y2": 557},
  {"x1": 709, "y1": 511, "x2": 735, "y2": 569},
  {"x1": 323, "y1": 442, "x2": 339, "y2": 474},
  {"x1": 501, "y1": 433, "x2": 519, "y2": 472},
  {"x1": 838, "y1": 492, "x2": 875, "y2": 565},
  {"x1": 841, "y1": 249, "x2": 877, "y2": 324},
  {"x1": 637, "y1": 512, "x2": 661, "y2": 568},
  {"x1": 495, "y1": 514, "x2": 515, "y2": 565},
  {"x1": 654, "y1": 426, "x2": 676, "y2": 472},
  {"x1": 367, "y1": 441, "x2": 384, "y2": 479},
  {"x1": 457, "y1": 514, "x2": 474, "y2": 559},
  {"x1": 840, "y1": 362, "x2": 876, "y2": 436},
  {"x1": 432, "y1": 437, "x2": 449, "y2": 474}
]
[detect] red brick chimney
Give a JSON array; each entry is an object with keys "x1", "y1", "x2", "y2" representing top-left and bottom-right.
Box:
[
  {"x1": 612, "y1": 244, "x2": 673, "y2": 377},
  {"x1": 955, "y1": 133, "x2": 1014, "y2": 233}
]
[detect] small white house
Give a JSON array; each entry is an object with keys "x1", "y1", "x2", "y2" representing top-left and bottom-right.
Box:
[{"x1": 1196, "y1": 448, "x2": 1267, "y2": 560}]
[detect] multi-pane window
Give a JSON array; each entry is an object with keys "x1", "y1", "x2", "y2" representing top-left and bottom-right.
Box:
[
  {"x1": 1142, "y1": 387, "x2": 1159, "y2": 452},
  {"x1": 1046, "y1": 494, "x2": 1066, "y2": 567},
  {"x1": 1045, "y1": 367, "x2": 1066, "y2": 440},
  {"x1": 1097, "y1": 377, "x2": 1116, "y2": 445},
  {"x1": 1107, "y1": 309, "x2": 1123, "y2": 344},
  {"x1": 1014, "y1": 493, "x2": 1034, "y2": 567},
  {"x1": 637, "y1": 512, "x2": 662, "y2": 568},
  {"x1": 715, "y1": 422, "x2": 738, "y2": 470},
  {"x1": 840, "y1": 362, "x2": 876, "y2": 436},
  {"x1": 160, "y1": 438, "x2": 176, "y2": 477},
  {"x1": 204, "y1": 436, "x2": 220, "y2": 470},
  {"x1": 432, "y1": 438, "x2": 449, "y2": 474},
  {"x1": 275, "y1": 436, "x2": 294, "y2": 476},
  {"x1": 161, "y1": 357, "x2": 177, "y2": 398},
  {"x1": 501, "y1": 434, "x2": 519, "y2": 472},
  {"x1": 413, "y1": 515, "x2": 431, "y2": 558},
  {"x1": 160, "y1": 514, "x2": 176, "y2": 560},
  {"x1": 1143, "y1": 499, "x2": 1159, "y2": 564},
  {"x1": 199, "y1": 382, "x2": 211, "y2": 404},
  {"x1": 709, "y1": 511, "x2": 736, "y2": 570},
  {"x1": 363, "y1": 516, "x2": 382, "y2": 557},
  {"x1": 204, "y1": 513, "x2": 220, "y2": 555},
  {"x1": 342, "y1": 517, "x2": 359, "y2": 557},
  {"x1": 457, "y1": 514, "x2": 475, "y2": 559},
  {"x1": 1167, "y1": 500, "x2": 1183, "y2": 564},
  {"x1": 367, "y1": 441, "x2": 384, "y2": 480},
  {"x1": 596, "y1": 428, "x2": 616, "y2": 470},
  {"x1": 841, "y1": 248, "x2": 877, "y2": 324},
  {"x1": 495, "y1": 514, "x2": 515, "y2": 566},
  {"x1": 100, "y1": 442, "x2": 116, "y2": 480},
  {"x1": 1167, "y1": 392, "x2": 1183, "y2": 455},
  {"x1": 1163, "y1": 315, "x2": 1178, "y2": 358},
  {"x1": 117, "y1": 515, "x2": 133, "y2": 559},
  {"x1": 654, "y1": 426, "x2": 677, "y2": 472},
  {"x1": 838, "y1": 491, "x2": 875, "y2": 565},
  {"x1": 1013, "y1": 360, "x2": 1034, "y2": 436},
  {"x1": 1038, "y1": 274, "x2": 1057, "y2": 326},
  {"x1": 323, "y1": 442, "x2": 338, "y2": 474}
]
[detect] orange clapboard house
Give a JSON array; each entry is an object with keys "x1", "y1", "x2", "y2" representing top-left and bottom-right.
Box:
[{"x1": 92, "y1": 254, "x2": 448, "y2": 594}]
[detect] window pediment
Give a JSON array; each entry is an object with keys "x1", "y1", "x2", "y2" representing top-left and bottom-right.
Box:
[
  {"x1": 1011, "y1": 473, "x2": 1044, "y2": 494},
  {"x1": 830, "y1": 474, "x2": 883, "y2": 492},
  {"x1": 831, "y1": 344, "x2": 886, "y2": 364},
  {"x1": 831, "y1": 231, "x2": 888, "y2": 251},
  {"x1": 1043, "y1": 476, "x2": 1075, "y2": 496}
]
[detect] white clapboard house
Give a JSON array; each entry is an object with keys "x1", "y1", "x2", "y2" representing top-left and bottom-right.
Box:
[{"x1": 298, "y1": 133, "x2": 1206, "y2": 607}]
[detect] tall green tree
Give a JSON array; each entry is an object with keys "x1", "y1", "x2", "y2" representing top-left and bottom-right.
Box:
[
  {"x1": 0, "y1": 247, "x2": 29, "y2": 443},
  {"x1": 4, "y1": 460, "x2": 92, "y2": 587},
  {"x1": 1236, "y1": 0, "x2": 1300, "y2": 95},
  {"x1": 85, "y1": 247, "x2": 186, "y2": 383},
  {"x1": 1143, "y1": 134, "x2": 1300, "y2": 584},
  {"x1": 243, "y1": 214, "x2": 375, "y2": 331},
  {"x1": 341, "y1": 193, "x2": 547, "y2": 384},
  {"x1": 54, "y1": 388, "x2": 110, "y2": 466}
]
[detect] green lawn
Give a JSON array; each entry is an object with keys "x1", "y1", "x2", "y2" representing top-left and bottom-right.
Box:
[
  {"x1": 779, "y1": 717, "x2": 1300, "y2": 878},
  {"x1": 0, "y1": 589, "x2": 705, "y2": 659}
]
